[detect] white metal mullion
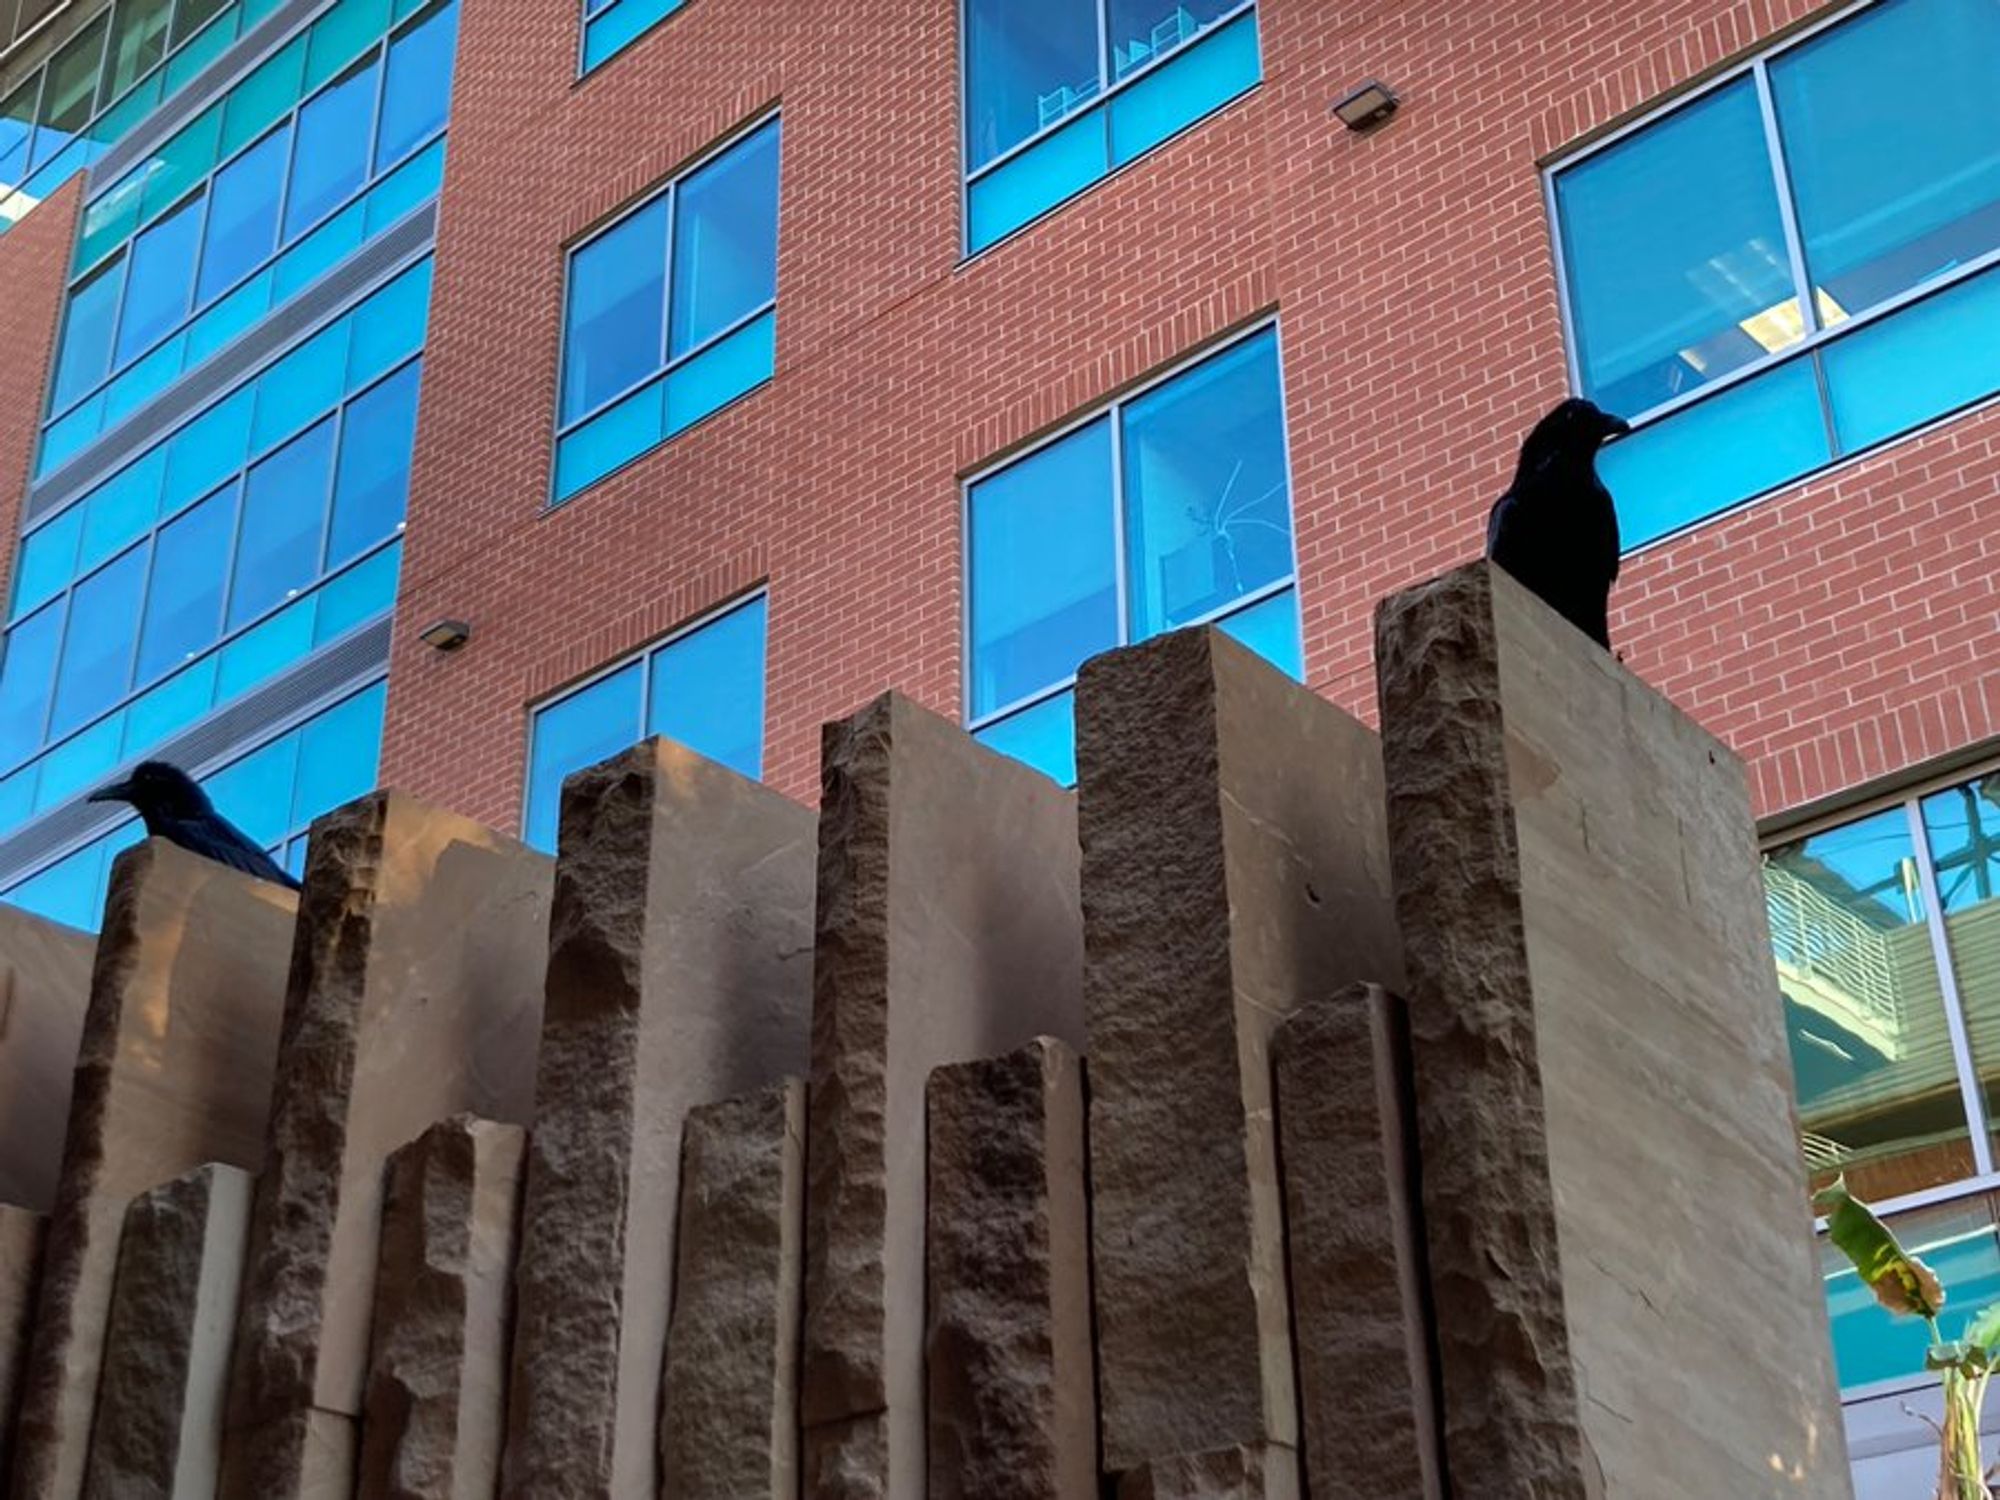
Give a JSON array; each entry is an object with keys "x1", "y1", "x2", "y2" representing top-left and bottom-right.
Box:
[
  {"x1": 1908, "y1": 798, "x2": 1996, "y2": 1177},
  {"x1": 1107, "y1": 407, "x2": 1130, "y2": 646},
  {"x1": 1094, "y1": 0, "x2": 1110, "y2": 93},
  {"x1": 1752, "y1": 60, "x2": 1819, "y2": 339}
]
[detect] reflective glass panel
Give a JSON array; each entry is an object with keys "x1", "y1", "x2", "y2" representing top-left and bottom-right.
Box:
[
  {"x1": 1106, "y1": 0, "x2": 1239, "y2": 79},
  {"x1": 646, "y1": 595, "x2": 765, "y2": 779},
  {"x1": 964, "y1": 0, "x2": 1100, "y2": 169},
  {"x1": 1, "y1": 78, "x2": 35, "y2": 187},
  {"x1": 1556, "y1": 79, "x2": 1797, "y2": 418},
  {"x1": 373, "y1": 0, "x2": 455, "y2": 171},
  {"x1": 1823, "y1": 1199, "x2": 2000, "y2": 1389},
  {"x1": 1215, "y1": 586, "x2": 1299, "y2": 680},
  {"x1": 1924, "y1": 774, "x2": 2000, "y2": 1154},
  {"x1": 668, "y1": 121, "x2": 779, "y2": 358},
  {"x1": 282, "y1": 60, "x2": 376, "y2": 239},
  {"x1": 202, "y1": 730, "x2": 298, "y2": 848},
  {"x1": 172, "y1": 0, "x2": 233, "y2": 45},
  {"x1": 325, "y1": 360, "x2": 417, "y2": 567},
  {"x1": 525, "y1": 660, "x2": 641, "y2": 850},
  {"x1": 53, "y1": 259, "x2": 125, "y2": 410},
  {"x1": 1765, "y1": 806, "x2": 1973, "y2": 1199},
  {"x1": 0, "y1": 601, "x2": 63, "y2": 766},
  {"x1": 113, "y1": 194, "x2": 201, "y2": 365},
  {"x1": 290, "y1": 678, "x2": 382, "y2": 824},
  {"x1": 49, "y1": 544, "x2": 146, "y2": 735},
  {"x1": 196, "y1": 124, "x2": 287, "y2": 304},
  {"x1": 973, "y1": 688, "x2": 1076, "y2": 787},
  {"x1": 561, "y1": 196, "x2": 667, "y2": 422},
  {"x1": 967, "y1": 415, "x2": 1117, "y2": 718},
  {"x1": 135, "y1": 482, "x2": 233, "y2": 681},
  {"x1": 103, "y1": 0, "x2": 174, "y2": 103},
  {"x1": 227, "y1": 417, "x2": 333, "y2": 627},
  {"x1": 32, "y1": 16, "x2": 107, "y2": 166}
]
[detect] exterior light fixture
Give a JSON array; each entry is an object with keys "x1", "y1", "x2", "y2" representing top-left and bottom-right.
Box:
[
  {"x1": 1333, "y1": 81, "x2": 1400, "y2": 132},
  {"x1": 419, "y1": 618, "x2": 472, "y2": 652}
]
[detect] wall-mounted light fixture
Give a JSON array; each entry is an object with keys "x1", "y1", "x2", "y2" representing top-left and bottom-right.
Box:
[
  {"x1": 1332, "y1": 81, "x2": 1400, "y2": 132},
  {"x1": 419, "y1": 618, "x2": 472, "y2": 652}
]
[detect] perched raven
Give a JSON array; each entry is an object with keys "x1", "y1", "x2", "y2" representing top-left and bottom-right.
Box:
[
  {"x1": 1485, "y1": 397, "x2": 1632, "y2": 650},
  {"x1": 88, "y1": 760, "x2": 301, "y2": 891}
]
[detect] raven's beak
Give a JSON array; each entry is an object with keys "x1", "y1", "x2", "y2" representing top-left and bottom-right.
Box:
[
  {"x1": 86, "y1": 778, "x2": 134, "y2": 805},
  {"x1": 1604, "y1": 414, "x2": 1633, "y2": 439}
]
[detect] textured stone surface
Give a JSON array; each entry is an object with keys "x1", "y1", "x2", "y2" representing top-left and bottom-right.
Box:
[
  {"x1": 1375, "y1": 561, "x2": 1850, "y2": 1499},
  {"x1": 0, "y1": 902, "x2": 96, "y2": 1213},
  {"x1": 803, "y1": 693, "x2": 1084, "y2": 1500},
  {"x1": 502, "y1": 738, "x2": 815, "y2": 1500},
  {"x1": 9, "y1": 840, "x2": 295, "y2": 1500},
  {"x1": 222, "y1": 791, "x2": 549, "y2": 1500},
  {"x1": 0, "y1": 1206, "x2": 45, "y2": 1477},
  {"x1": 1113, "y1": 1445, "x2": 1299, "y2": 1500},
  {"x1": 925, "y1": 1037, "x2": 1092, "y2": 1500},
  {"x1": 660, "y1": 1081, "x2": 804, "y2": 1500},
  {"x1": 1074, "y1": 627, "x2": 1403, "y2": 1475},
  {"x1": 1273, "y1": 985, "x2": 1441, "y2": 1500},
  {"x1": 82, "y1": 1163, "x2": 253, "y2": 1500},
  {"x1": 359, "y1": 1115, "x2": 525, "y2": 1500}
]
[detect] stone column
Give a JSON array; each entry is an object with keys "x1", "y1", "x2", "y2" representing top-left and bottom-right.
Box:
[
  {"x1": 1114, "y1": 1445, "x2": 1298, "y2": 1500},
  {"x1": 0, "y1": 903, "x2": 96, "y2": 1213},
  {"x1": 1073, "y1": 627, "x2": 1403, "y2": 1482},
  {"x1": 222, "y1": 791, "x2": 551, "y2": 1500},
  {"x1": 1, "y1": 1206, "x2": 45, "y2": 1476},
  {"x1": 1272, "y1": 984, "x2": 1441, "y2": 1500},
  {"x1": 660, "y1": 1081, "x2": 804, "y2": 1500},
  {"x1": 82, "y1": 1163, "x2": 254, "y2": 1500},
  {"x1": 9, "y1": 840, "x2": 295, "y2": 1500},
  {"x1": 359, "y1": 1115, "x2": 526, "y2": 1500},
  {"x1": 925, "y1": 1037, "x2": 1093, "y2": 1500},
  {"x1": 501, "y1": 739, "x2": 815, "y2": 1500},
  {"x1": 803, "y1": 694, "x2": 1085, "y2": 1500},
  {"x1": 1374, "y1": 561, "x2": 1850, "y2": 1499}
]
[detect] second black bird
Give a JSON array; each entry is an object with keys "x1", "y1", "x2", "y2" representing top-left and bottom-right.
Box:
[
  {"x1": 1485, "y1": 396, "x2": 1631, "y2": 651},
  {"x1": 88, "y1": 760, "x2": 301, "y2": 892}
]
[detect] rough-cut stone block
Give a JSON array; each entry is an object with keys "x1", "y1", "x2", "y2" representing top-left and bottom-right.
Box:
[
  {"x1": 0, "y1": 903, "x2": 96, "y2": 1213},
  {"x1": 82, "y1": 1163, "x2": 253, "y2": 1500},
  {"x1": 1, "y1": 1206, "x2": 45, "y2": 1476},
  {"x1": 503, "y1": 738, "x2": 815, "y2": 1500},
  {"x1": 1114, "y1": 1445, "x2": 1298, "y2": 1500},
  {"x1": 925, "y1": 1037, "x2": 1092, "y2": 1500},
  {"x1": 1074, "y1": 627, "x2": 1403, "y2": 1475},
  {"x1": 9, "y1": 840, "x2": 295, "y2": 1500},
  {"x1": 222, "y1": 791, "x2": 550, "y2": 1500},
  {"x1": 1273, "y1": 985, "x2": 1441, "y2": 1500},
  {"x1": 803, "y1": 693, "x2": 1084, "y2": 1500},
  {"x1": 359, "y1": 1115, "x2": 525, "y2": 1500},
  {"x1": 660, "y1": 1081, "x2": 804, "y2": 1500},
  {"x1": 1374, "y1": 562, "x2": 1850, "y2": 1499}
]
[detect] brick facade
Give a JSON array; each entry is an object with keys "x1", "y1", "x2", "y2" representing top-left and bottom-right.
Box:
[
  {"x1": 0, "y1": 178, "x2": 80, "y2": 619},
  {"x1": 378, "y1": 0, "x2": 2000, "y2": 832}
]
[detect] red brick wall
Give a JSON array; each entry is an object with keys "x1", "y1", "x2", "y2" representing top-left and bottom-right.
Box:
[
  {"x1": 0, "y1": 177, "x2": 81, "y2": 617},
  {"x1": 381, "y1": 0, "x2": 2000, "y2": 835}
]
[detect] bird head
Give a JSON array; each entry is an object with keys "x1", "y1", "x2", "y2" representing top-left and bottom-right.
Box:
[
  {"x1": 1516, "y1": 397, "x2": 1631, "y2": 478},
  {"x1": 88, "y1": 761, "x2": 213, "y2": 823}
]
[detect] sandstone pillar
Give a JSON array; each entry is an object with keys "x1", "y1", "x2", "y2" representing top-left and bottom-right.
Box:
[
  {"x1": 803, "y1": 694, "x2": 1085, "y2": 1500},
  {"x1": 501, "y1": 739, "x2": 815, "y2": 1500},
  {"x1": 926, "y1": 1037, "x2": 1093, "y2": 1500},
  {"x1": 1374, "y1": 561, "x2": 1850, "y2": 1498},
  {"x1": 1073, "y1": 626, "x2": 1402, "y2": 1479},
  {"x1": 221, "y1": 791, "x2": 551, "y2": 1500},
  {"x1": 659, "y1": 1081, "x2": 804, "y2": 1500},
  {"x1": 0, "y1": 903, "x2": 96, "y2": 1212},
  {"x1": 9, "y1": 840, "x2": 294, "y2": 1500},
  {"x1": 82, "y1": 1163, "x2": 254, "y2": 1500},
  {"x1": 359, "y1": 1115, "x2": 526, "y2": 1500},
  {"x1": 0, "y1": 1206, "x2": 45, "y2": 1475},
  {"x1": 1272, "y1": 984, "x2": 1441, "y2": 1500}
]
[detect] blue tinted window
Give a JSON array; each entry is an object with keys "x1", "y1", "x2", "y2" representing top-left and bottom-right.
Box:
[
  {"x1": 5, "y1": 840, "x2": 110, "y2": 932},
  {"x1": 374, "y1": 0, "x2": 456, "y2": 170},
  {"x1": 0, "y1": 602, "x2": 64, "y2": 767},
  {"x1": 228, "y1": 417, "x2": 334, "y2": 627},
  {"x1": 963, "y1": 0, "x2": 1099, "y2": 168},
  {"x1": 78, "y1": 450, "x2": 164, "y2": 574},
  {"x1": 283, "y1": 60, "x2": 377, "y2": 239},
  {"x1": 1, "y1": 78, "x2": 34, "y2": 188},
  {"x1": 135, "y1": 483, "x2": 234, "y2": 681},
  {"x1": 196, "y1": 125, "x2": 288, "y2": 304},
  {"x1": 525, "y1": 661, "x2": 642, "y2": 850},
  {"x1": 32, "y1": 17, "x2": 106, "y2": 167},
  {"x1": 1105, "y1": 0, "x2": 1239, "y2": 80},
  {"x1": 12, "y1": 510, "x2": 82, "y2": 617},
  {"x1": 1216, "y1": 587, "x2": 1299, "y2": 680},
  {"x1": 646, "y1": 595, "x2": 765, "y2": 778},
  {"x1": 972, "y1": 687, "x2": 1075, "y2": 786},
  {"x1": 562, "y1": 197, "x2": 668, "y2": 422},
  {"x1": 50, "y1": 546, "x2": 147, "y2": 736},
  {"x1": 291, "y1": 677, "x2": 382, "y2": 823},
  {"x1": 113, "y1": 192, "x2": 202, "y2": 365},
  {"x1": 1824, "y1": 1202, "x2": 2000, "y2": 1388},
  {"x1": 669, "y1": 120, "x2": 779, "y2": 357},
  {"x1": 326, "y1": 360, "x2": 418, "y2": 567},
  {"x1": 163, "y1": 386, "x2": 253, "y2": 513},
  {"x1": 54, "y1": 261, "x2": 125, "y2": 410},
  {"x1": 967, "y1": 417, "x2": 1117, "y2": 717},
  {"x1": 202, "y1": 729, "x2": 299, "y2": 848}
]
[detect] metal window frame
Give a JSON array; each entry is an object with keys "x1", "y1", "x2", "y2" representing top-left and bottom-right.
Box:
[
  {"x1": 959, "y1": 314, "x2": 1303, "y2": 737},
  {"x1": 572, "y1": 0, "x2": 687, "y2": 80}
]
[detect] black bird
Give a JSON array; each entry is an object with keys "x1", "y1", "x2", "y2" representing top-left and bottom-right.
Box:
[
  {"x1": 88, "y1": 760, "x2": 301, "y2": 891},
  {"x1": 1485, "y1": 397, "x2": 1632, "y2": 651}
]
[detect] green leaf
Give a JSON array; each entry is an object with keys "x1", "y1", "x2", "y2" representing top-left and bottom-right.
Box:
[
  {"x1": 1965, "y1": 1303, "x2": 2000, "y2": 1356},
  {"x1": 1815, "y1": 1177, "x2": 1947, "y2": 1321}
]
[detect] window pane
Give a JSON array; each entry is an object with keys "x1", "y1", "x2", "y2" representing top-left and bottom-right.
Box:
[
  {"x1": 50, "y1": 544, "x2": 147, "y2": 735},
  {"x1": 646, "y1": 596, "x2": 765, "y2": 780},
  {"x1": 1106, "y1": 0, "x2": 1240, "y2": 79},
  {"x1": 1823, "y1": 262, "x2": 2000, "y2": 454},
  {"x1": 282, "y1": 60, "x2": 376, "y2": 240},
  {"x1": 973, "y1": 688, "x2": 1076, "y2": 787},
  {"x1": 373, "y1": 0, "x2": 456, "y2": 171},
  {"x1": 228, "y1": 417, "x2": 334, "y2": 627},
  {"x1": 1772, "y1": 0, "x2": 2000, "y2": 321},
  {"x1": 135, "y1": 482, "x2": 234, "y2": 681},
  {"x1": 1923, "y1": 775, "x2": 2000, "y2": 1156},
  {"x1": 967, "y1": 416, "x2": 1117, "y2": 718},
  {"x1": 964, "y1": 0, "x2": 1100, "y2": 169},
  {"x1": 202, "y1": 731, "x2": 300, "y2": 848},
  {"x1": 668, "y1": 121, "x2": 779, "y2": 358},
  {"x1": 525, "y1": 661, "x2": 641, "y2": 850},
  {"x1": 1106, "y1": 6, "x2": 1257, "y2": 167},
  {"x1": 103, "y1": 0, "x2": 173, "y2": 103},
  {"x1": 3, "y1": 839, "x2": 109, "y2": 931},
  {"x1": 562, "y1": 197, "x2": 667, "y2": 422},
  {"x1": 0, "y1": 601, "x2": 64, "y2": 766},
  {"x1": 113, "y1": 194, "x2": 201, "y2": 365},
  {"x1": 196, "y1": 125, "x2": 288, "y2": 304},
  {"x1": 1556, "y1": 79, "x2": 1798, "y2": 417},
  {"x1": 326, "y1": 360, "x2": 418, "y2": 567},
  {"x1": 1822, "y1": 1199, "x2": 2000, "y2": 1389},
  {"x1": 172, "y1": 0, "x2": 233, "y2": 46},
  {"x1": 78, "y1": 447, "x2": 165, "y2": 573},
  {"x1": 1764, "y1": 806, "x2": 1973, "y2": 1200},
  {"x1": 291, "y1": 679, "x2": 383, "y2": 825},
  {"x1": 1216, "y1": 586, "x2": 1299, "y2": 680},
  {"x1": 1, "y1": 78, "x2": 35, "y2": 188},
  {"x1": 33, "y1": 16, "x2": 107, "y2": 166},
  {"x1": 53, "y1": 258, "x2": 125, "y2": 409},
  {"x1": 1123, "y1": 330, "x2": 1291, "y2": 638},
  {"x1": 163, "y1": 386, "x2": 253, "y2": 515},
  {"x1": 12, "y1": 508, "x2": 81, "y2": 617}
]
